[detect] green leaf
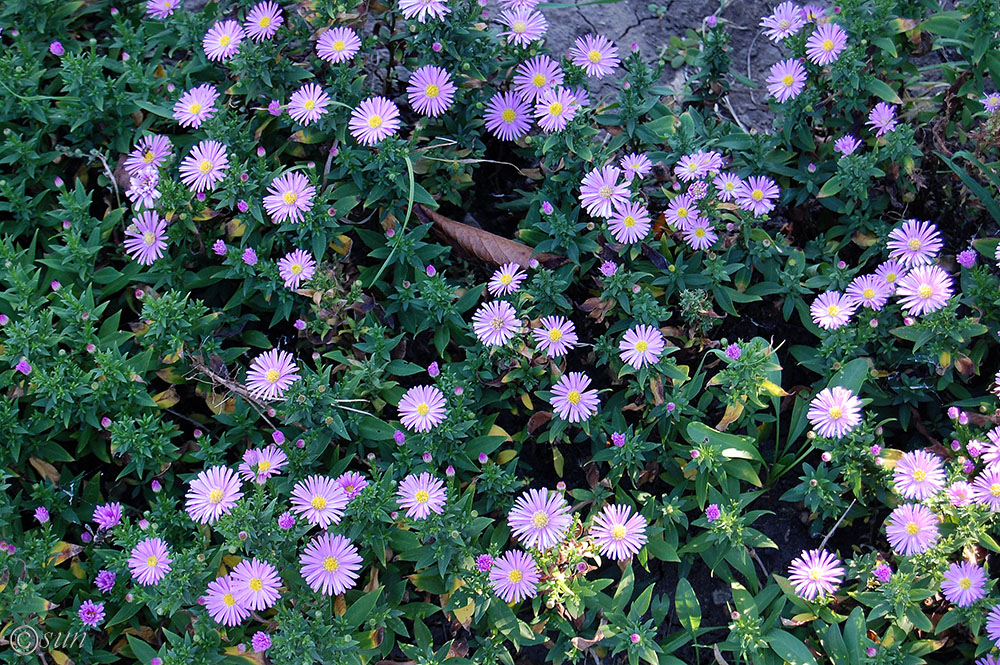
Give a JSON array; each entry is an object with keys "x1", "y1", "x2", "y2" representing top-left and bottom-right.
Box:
[
  {"x1": 844, "y1": 606, "x2": 867, "y2": 664},
  {"x1": 817, "y1": 176, "x2": 843, "y2": 199},
  {"x1": 344, "y1": 588, "x2": 382, "y2": 628},
  {"x1": 766, "y1": 629, "x2": 818, "y2": 665},
  {"x1": 827, "y1": 357, "x2": 870, "y2": 394},
  {"x1": 675, "y1": 578, "x2": 701, "y2": 633},
  {"x1": 126, "y1": 635, "x2": 159, "y2": 662},
  {"x1": 613, "y1": 563, "x2": 635, "y2": 614},
  {"x1": 865, "y1": 78, "x2": 902, "y2": 104}
]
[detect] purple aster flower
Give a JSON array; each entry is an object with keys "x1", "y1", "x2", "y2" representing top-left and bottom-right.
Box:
[
  {"x1": 125, "y1": 169, "x2": 161, "y2": 210},
  {"x1": 885, "y1": 503, "x2": 939, "y2": 555},
  {"x1": 725, "y1": 343, "x2": 741, "y2": 360},
  {"x1": 787, "y1": 549, "x2": 844, "y2": 600},
  {"x1": 874, "y1": 259, "x2": 907, "y2": 292},
  {"x1": 349, "y1": 96, "x2": 401, "y2": 146},
  {"x1": 205, "y1": 574, "x2": 250, "y2": 626},
  {"x1": 767, "y1": 58, "x2": 807, "y2": 103},
  {"x1": 513, "y1": 55, "x2": 564, "y2": 102},
  {"x1": 532, "y1": 315, "x2": 579, "y2": 358},
  {"x1": 845, "y1": 274, "x2": 890, "y2": 310},
  {"x1": 231, "y1": 558, "x2": 282, "y2": 611},
  {"x1": 866, "y1": 102, "x2": 898, "y2": 136},
  {"x1": 251, "y1": 632, "x2": 272, "y2": 652},
  {"x1": 123, "y1": 211, "x2": 168, "y2": 266},
  {"x1": 896, "y1": 265, "x2": 953, "y2": 316},
  {"x1": 407, "y1": 65, "x2": 456, "y2": 117},
  {"x1": 550, "y1": 372, "x2": 600, "y2": 423},
  {"x1": 734, "y1": 175, "x2": 779, "y2": 217},
  {"x1": 317, "y1": 27, "x2": 362, "y2": 63},
  {"x1": 244, "y1": 2, "x2": 283, "y2": 41},
  {"x1": 488, "y1": 262, "x2": 527, "y2": 296},
  {"x1": 887, "y1": 220, "x2": 943, "y2": 267},
  {"x1": 580, "y1": 166, "x2": 629, "y2": 218},
  {"x1": 534, "y1": 86, "x2": 578, "y2": 133},
  {"x1": 873, "y1": 563, "x2": 892, "y2": 582},
  {"x1": 810, "y1": 290, "x2": 856, "y2": 329},
  {"x1": 93, "y1": 502, "x2": 123, "y2": 530},
  {"x1": 611, "y1": 432, "x2": 626, "y2": 447},
  {"x1": 713, "y1": 172, "x2": 743, "y2": 201},
  {"x1": 397, "y1": 472, "x2": 447, "y2": 519},
  {"x1": 608, "y1": 200, "x2": 651, "y2": 244},
  {"x1": 599, "y1": 260, "x2": 617, "y2": 277},
  {"x1": 15, "y1": 359, "x2": 31, "y2": 375},
  {"x1": 508, "y1": 488, "x2": 572, "y2": 550},
  {"x1": 277, "y1": 250, "x2": 316, "y2": 290},
  {"x1": 973, "y1": 467, "x2": 1000, "y2": 511},
  {"x1": 399, "y1": 0, "x2": 450, "y2": 22},
  {"x1": 300, "y1": 533, "x2": 363, "y2": 596},
  {"x1": 761, "y1": 1, "x2": 806, "y2": 41},
  {"x1": 806, "y1": 386, "x2": 862, "y2": 439},
  {"x1": 185, "y1": 466, "x2": 243, "y2": 524},
  {"x1": 277, "y1": 512, "x2": 295, "y2": 529},
  {"x1": 834, "y1": 134, "x2": 861, "y2": 156},
  {"x1": 34, "y1": 506, "x2": 49, "y2": 523},
  {"x1": 288, "y1": 83, "x2": 330, "y2": 126},
  {"x1": 472, "y1": 300, "x2": 520, "y2": 346},
  {"x1": 956, "y1": 249, "x2": 976, "y2": 268},
  {"x1": 291, "y1": 475, "x2": 348, "y2": 528},
  {"x1": 263, "y1": 172, "x2": 316, "y2": 224},
  {"x1": 203, "y1": 20, "x2": 244, "y2": 62},
  {"x1": 802, "y1": 3, "x2": 825, "y2": 20},
  {"x1": 128, "y1": 537, "x2": 172, "y2": 586},
  {"x1": 893, "y1": 450, "x2": 945, "y2": 500},
  {"x1": 948, "y1": 481, "x2": 973, "y2": 506},
  {"x1": 705, "y1": 504, "x2": 721, "y2": 522},
  {"x1": 398, "y1": 384, "x2": 447, "y2": 432},
  {"x1": 683, "y1": 218, "x2": 718, "y2": 250},
  {"x1": 489, "y1": 550, "x2": 539, "y2": 602},
  {"x1": 179, "y1": 140, "x2": 229, "y2": 192},
  {"x1": 619, "y1": 324, "x2": 665, "y2": 369},
  {"x1": 78, "y1": 600, "x2": 105, "y2": 628},
  {"x1": 986, "y1": 604, "x2": 1000, "y2": 643},
  {"x1": 939, "y1": 561, "x2": 986, "y2": 607},
  {"x1": 674, "y1": 151, "x2": 722, "y2": 182},
  {"x1": 620, "y1": 153, "x2": 652, "y2": 180},
  {"x1": 245, "y1": 350, "x2": 299, "y2": 401},
  {"x1": 336, "y1": 471, "x2": 369, "y2": 500},
  {"x1": 238, "y1": 445, "x2": 288, "y2": 483},
  {"x1": 982, "y1": 93, "x2": 1000, "y2": 114},
  {"x1": 591, "y1": 504, "x2": 648, "y2": 561},
  {"x1": 146, "y1": 0, "x2": 178, "y2": 18},
  {"x1": 978, "y1": 657, "x2": 1000, "y2": 665},
  {"x1": 95, "y1": 570, "x2": 116, "y2": 593},
  {"x1": 50, "y1": 41, "x2": 65, "y2": 56},
  {"x1": 476, "y1": 554, "x2": 494, "y2": 571},
  {"x1": 569, "y1": 33, "x2": 620, "y2": 78},
  {"x1": 498, "y1": 7, "x2": 547, "y2": 47},
  {"x1": 242, "y1": 247, "x2": 258, "y2": 266},
  {"x1": 125, "y1": 134, "x2": 173, "y2": 176},
  {"x1": 664, "y1": 193, "x2": 699, "y2": 230},
  {"x1": 805, "y1": 22, "x2": 847, "y2": 65},
  {"x1": 484, "y1": 90, "x2": 532, "y2": 141}
]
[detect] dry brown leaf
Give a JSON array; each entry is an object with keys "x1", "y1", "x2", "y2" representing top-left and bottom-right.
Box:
[
  {"x1": 415, "y1": 204, "x2": 562, "y2": 268},
  {"x1": 30, "y1": 457, "x2": 60, "y2": 485}
]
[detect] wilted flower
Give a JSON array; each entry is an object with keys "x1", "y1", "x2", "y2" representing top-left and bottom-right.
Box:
[
  {"x1": 78, "y1": 600, "x2": 105, "y2": 628},
  {"x1": 93, "y1": 502, "x2": 123, "y2": 530},
  {"x1": 866, "y1": 102, "x2": 898, "y2": 136}
]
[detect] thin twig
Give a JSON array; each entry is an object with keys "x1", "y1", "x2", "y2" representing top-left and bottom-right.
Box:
[
  {"x1": 746, "y1": 30, "x2": 762, "y2": 108},
  {"x1": 188, "y1": 356, "x2": 281, "y2": 431},
  {"x1": 91, "y1": 149, "x2": 121, "y2": 209},
  {"x1": 819, "y1": 498, "x2": 857, "y2": 551},
  {"x1": 723, "y1": 96, "x2": 749, "y2": 133}
]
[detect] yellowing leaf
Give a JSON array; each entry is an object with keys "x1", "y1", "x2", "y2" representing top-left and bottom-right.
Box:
[
  {"x1": 334, "y1": 594, "x2": 347, "y2": 616},
  {"x1": 553, "y1": 448, "x2": 564, "y2": 478},
  {"x1": 152, "y1": 386, "x2": 180, "y2": 409},
  {"x1": 205, "y1": 392, "x2": 236, "y2": 415},
  {"x1": 489, "y1": 424, "x2": 512, "y2": 442},
  {"x1": 193, "y1": 208, "x2": 218, "y2": 222},
  {"x1": 50, "y1": 541, "x2": 84, "y2": 566},
  {"x1": 156, "y1": 366, "x2": 187, "y2": 384},
  {"x1": 70, "y1": 561, "x2": 86, "y2": 579},
  {"x1": 452, "y1": 599, "x2": 475, "y2": 629},
  {"x1": 226, "y1": 218, "x2": 246, "y2": 238},
  {"x1": 48, "y1": 651, "x2": 71, "y2": 665},
  {"x1": 716, "y1": 403, "x2": 744, "y2": 431},
  {"x1": 759, "y1": 380, "x2": 788, "y2": 397},
  {"x1": 496, "y1": 450, "x2": 517, "y2": 465},
  {"x1": 938, "y1": 351, "x2": 951, "y2": 368},
  {"x1": 223, "y1": 647, "x2": 264, "y2": 664},
  {"x1": 520, "y1": 393, "x2": 533, "y2": 410},
  {"x1": 329, "y1": 234, "x2": 353, "y2": 256}
]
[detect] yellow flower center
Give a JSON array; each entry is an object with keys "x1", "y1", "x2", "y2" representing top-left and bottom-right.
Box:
[
  {"x1": 548, "y1": 328, "x2": 562, "y2": 342},
  {"x1": 567, "y1": 390, "x2": 581, "y2": 405},
  {"x1": 623, "y1": 215, "x2": 636, "y2": 228},
  {"x1": 415, "y1": 490, "x2": 430, "y2": 504},
  {"x1": 532, "y1": 74, "x2": 546, "y2": 88},
  {"x1": 512, "y1": 20, "x2": 527, "y2": 33},
  {"x1": 598, "y1": 185, "x2": 613, "y2": 199},
  {"x1": 500, "y1": 273, "x2": 513, "y2": 285},
  {"x1": 143, "y1": 150, "x2": 155, "y2": 163},
  {"x1": 208, "y1": 488, "x2": 224, "y2": 504},
  {"x1": 959, "y1": 577, "x2": 972, "y2": 589},
  {"x1": 258, "y1": 460, "x2": 271, "y2": 471},
  {"x1": 508, "y1": 569, "x2": 523, "y2": 582},
  {"x1": 822, "y1": 38, "x2": 834, "y2": 51},
  {"x1": 223, "y1": 593, "x2": 236, "y2": 606},
  {"x1": 913, "y1": 469, "x2": 926, "y2": 482},
  {"x1": 905, "y1": 522, "x2": 920, "y2": 535},
  {"x1": 368, "y1": 114, "x2": 383, "y2": 128},
  {"x1": 808, "y1": 567, "x2": 823, "y2": 581},
  {"x1": 143, "y1": 231, "x2": 156, "y2": 246},
  {"x1": 531, "y1": 511, "x2": 549, "y2": 528},
  {"x1": 827, "y1": 304, "x2": 840, "y2": 317},
  {"x1": 548, "y1": 102, "x2": 563, "y2": 117},
  {"x1": 694, "y1": 227, "x2": 706, "y2": 238},
  {"x1": 751, "y1": 189, "x2": 764, "y2": 201},
  {"x1": 863, "y1": 288, "x2": 875, "y2": 299},
  {"x1": 259, "y1": 15, "x2": 272, "y2": 28},
  {"x1": 219, "y1": 35, "x2": 231, "y2": 47},
  {"x1": 886, "y1": 272, "x2": 897, "y2": 283},
  {"x1": 501, "y1": 108, "x2": 517, "y2": 123},
  {"x1": 991, "y1": 483, "x2": 1000, "y2": 497},
  {"x1": 333, "y1": 40, "x2": 346, "y2": 51},
  {"x1": 283, "y1": 191, "x2": 298, "y2": 205},
  {"x1": 725, "y1": 182, "x2": 735, "y2": 191},
  {"x1": 416, "y1": 402, "x2": 430, "y2": 415},
  {"x1": 611, "y1": 525, "x2": 627, "y2": 541},
  {"x1": 323, "y1": 556, "x2": 339, "y2": 572},
  {"x1": 828, "y1": 407, "x2": 842, "y2": 420},
  {"x1": 778, "y1": 19, "x2": 790, "y2": 29},
  {"x1": 634, "y1": 340, "x2": 648, "y2": 353},
  {"x1": 304, "y1": 99, "x2": 316, "y2": 110},
  {"x1": 345, "y1": 485, "x2": 354, "y2": 493},
  {"x1": 249, "y1": 578, "x2": 263, "y2": 591},
  {"x1": 311, "y1": 496, "x2": 327, "y2": 510},
  {"x1": 908, "y1": 238, "x2": 921, "y2": 250},
  {"x1": 490, "y1": 317, "x2": 504, "y2": 330},
  {"x1": 687, "y1": 163, "x2": 699, "y2": 173},
  {"x1": 290, "y1": 263, "x2": 303, "y2": 275},
  {"x1": 189, "y1": 102, "x2": 202, "y2": 115},
  {"x1": 677, "y1": 207, "x2": 688, "y2": 218},
  {"x1": 425, "y1": 84, "x2": 440, "y2": 98},
  {"x1": 146, "y1": 555, "x2": 158, "y2": 568},
  {"x1": 199, "y1": 160, "x2": 213, "y2": 174},
  {"x1": 265, "y1": 369, "x2": 280, "y2": 383},
  {"x1": 782, "y1": 74, "x2": 794, "y2": 86},
  {"x1": 918, "y1": 285, "x2": 933, "y2": 299},
  {"x1": 588, "y1": 49, "x2": 602, "y2": 63}
]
